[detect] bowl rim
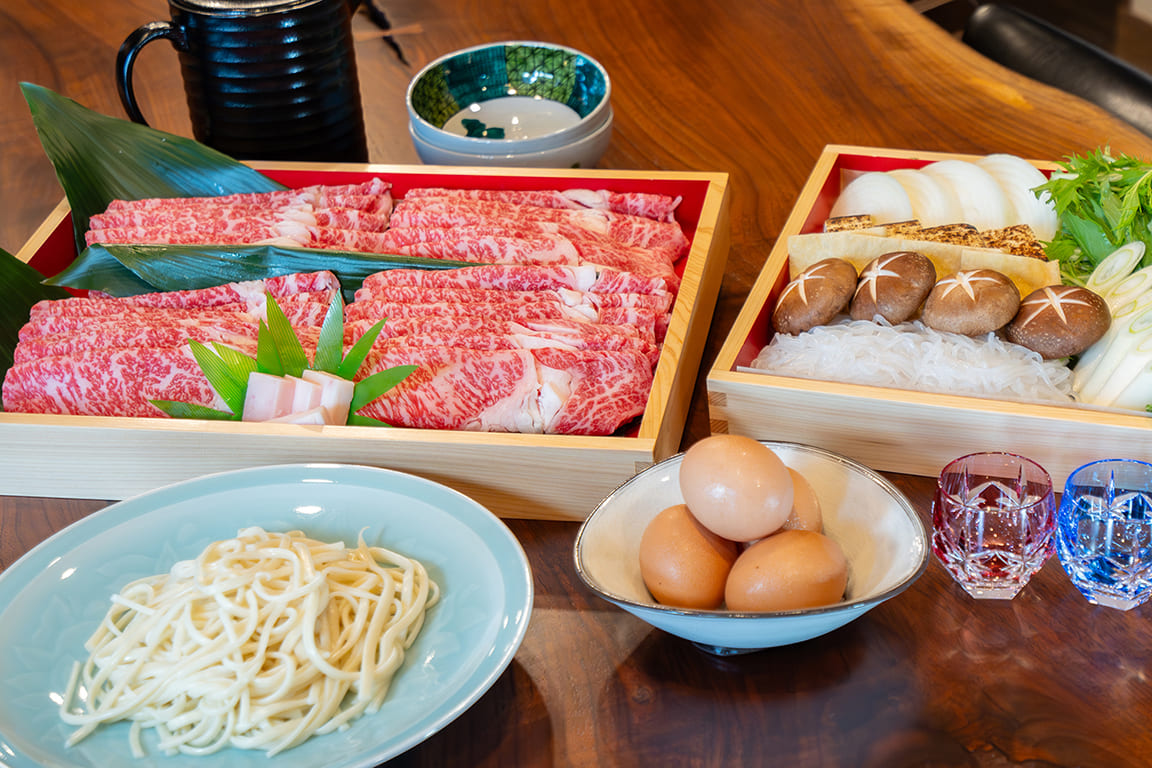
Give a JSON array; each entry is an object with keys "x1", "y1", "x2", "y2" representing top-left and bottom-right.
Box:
[
  {"x1": 408, "y1": 106, "x2": 613, "y2": 163},
  {"x1": 572, "y1": 440, "x2": 930, "y2": 620},
  {"x1": 405, "y1": 40, "x2": 613, "y2": 152}
]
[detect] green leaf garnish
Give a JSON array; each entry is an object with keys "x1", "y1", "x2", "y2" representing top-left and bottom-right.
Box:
[
  {"x1": 47, "y1": 243, "x2": 476, "y2": 303},
  {"x1": 21, "y1": 83, "x2": 284, "y2": 255},
  {"x1": 312, "y1": 293, "x2": 347, "y2": 374},
  {"x1": 338, "y1": 319, "x2": 387, "y2": 380},
  {"x1": 158, "y1": 290, "x2": 412, "y2": 425},
  {"x1": 0, "y1": 248, "x2": 72, "y2": 381},
  {"x1": 187, "y1": 340, "x2": 247, "y2": 417},
  {"x1": 209, "y1": 343, "x2": 258, "y2": 381},
  {"x1": 262, "y1": 295, "x2": 308, "y2": 377},
  {"x1": 347, "y1": 413, "x2": 399, "y2": 427},
  {"x1": 149, "y1": 400, "x2": 237, "y2": 421},
  {"x1": 255, "y1": 321, "x2": 284, "y2": 377},
  {"x1": 351, "y1": 365, "x2": 418, "y2": 412}
]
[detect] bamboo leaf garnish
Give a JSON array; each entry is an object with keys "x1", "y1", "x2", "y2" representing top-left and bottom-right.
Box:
[
  {"x1": 255, "y1": 321, "x2": 284, "y2": 376},
  {"x1": 312, "y1": 292, "x2": 347, "y2": 374},
  {"x1": 262, "y1": 294, "x2": 308, "y2": 378},
  {"x1": 351, "y1": 365, "x2": 418, "y2": 412},
  {"x1": 0, "y1": 247, "x2": 71, "y2": 382},
  {"x1": 150, "y1": 401, "x2": 237, "y2": 421},
  {"x1": 151, "y1": 290, "x2": 413, "y2": 425},
  {"x1": 47, "y1": 243, "x2": 477, "y2": 302},
  {"x1": 338, "y1": 319, "x2": 387, "y2": 380},
  {"x1": 187, "y1": 340, "x2": 247, "y2": 417},
  {"x1": 347, "y1": 413, "x2": 399, "y2": 428},
  {"x1": 210, "y1": 343, "x2": 258, "y2": 380},
  {"x1": 21, "y1": 83, "x2": 284, "y2": 255}
]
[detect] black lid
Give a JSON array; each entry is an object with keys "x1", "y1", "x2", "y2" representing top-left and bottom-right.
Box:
[{"x1": 170, "y1": 0, "x2": 326, "y2": 14}]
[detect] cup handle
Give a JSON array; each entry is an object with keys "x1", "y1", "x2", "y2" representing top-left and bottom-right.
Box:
[{"x1": 116, "y1": 21, "x2": 186, "y2": 125}]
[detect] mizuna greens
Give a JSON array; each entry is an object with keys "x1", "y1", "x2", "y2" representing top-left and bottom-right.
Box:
[{"x1": 1036, "y1": 147, "x2": 1152, "y2": 285}]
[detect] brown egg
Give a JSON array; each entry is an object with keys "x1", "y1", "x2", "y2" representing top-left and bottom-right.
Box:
[
  {"x1": 678, "y1": 435, "x2": 794, "y2": 542},
  {"x1": 638, "y1": 504, "x2": 740, "y2": 609},
  {"x1": 780, "y1": 467, "x2": 823, "y2": 532},
  {"x1": 724, "y1": 530, "x2": 848, "y2": 612}
]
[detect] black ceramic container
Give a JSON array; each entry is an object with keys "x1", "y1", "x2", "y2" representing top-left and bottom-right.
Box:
[{"x1": 117, "y1": 0, "x2": 369, "y2": 162}]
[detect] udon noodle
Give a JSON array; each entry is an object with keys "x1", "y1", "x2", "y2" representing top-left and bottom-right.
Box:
[{"x1": 58, "y1": 527, "x2": 439, "y2": 757}]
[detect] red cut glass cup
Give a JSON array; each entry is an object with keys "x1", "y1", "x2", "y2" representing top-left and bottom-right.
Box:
[{"x1": 931, "y1": 452, "x2": 1056, "y2": 599}]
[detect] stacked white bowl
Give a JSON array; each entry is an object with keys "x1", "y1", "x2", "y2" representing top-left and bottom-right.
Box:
[{"x1": 406, "y1": 41, "x2": 613, "y2": 168}]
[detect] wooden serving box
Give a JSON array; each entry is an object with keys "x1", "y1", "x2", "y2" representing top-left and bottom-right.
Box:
[
  {"x1": 707, "y1": 144, "x2": 1146, "y2": 489},
  {"x1": 5, "y1": 163, "x2": 731, "y2": 520}
]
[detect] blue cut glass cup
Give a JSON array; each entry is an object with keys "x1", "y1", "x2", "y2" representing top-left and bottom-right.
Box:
[{"x1": 1057, "y1": 458, "x2": 1152, "y2": 611}]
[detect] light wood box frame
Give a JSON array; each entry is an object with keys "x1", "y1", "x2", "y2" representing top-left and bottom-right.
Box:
[
  {"x1": 5, "y1": 163, "x2": 731, "y2": 520},
  {"x1": 707, "y1": 144, "x2": 1145, "y2": 489}
]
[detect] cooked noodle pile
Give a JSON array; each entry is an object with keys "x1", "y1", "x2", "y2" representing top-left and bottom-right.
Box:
[
  {"x1": 59, "y1": 527, "x2": 439, "y2": 757},
  {"x1": 750, "y1": 319, "x2": 1076, "y2": 403}
]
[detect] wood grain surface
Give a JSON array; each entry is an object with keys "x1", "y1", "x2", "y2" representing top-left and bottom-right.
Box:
[{"x1": 3, "y1": 0, "x2": 1152, "y2": 765}]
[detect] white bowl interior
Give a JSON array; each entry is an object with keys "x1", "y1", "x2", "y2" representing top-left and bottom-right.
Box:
[
  {"x1": 574, "y1": 441, "x2": 928, "y2": 651},
  {"x1": 406, "y1": 40, "x2": 611, "y2": 155},
  {"x1": 409, "y1": 110, "x2": 613, "y2": 168}
]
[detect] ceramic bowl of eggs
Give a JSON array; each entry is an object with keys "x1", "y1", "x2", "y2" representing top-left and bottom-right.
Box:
[
  {"x1": 406, "y1": 41, "x2": 613, "y2": 168},
  {"x1": 574, "y1": 436, "x2": 929, "y2": 654}
]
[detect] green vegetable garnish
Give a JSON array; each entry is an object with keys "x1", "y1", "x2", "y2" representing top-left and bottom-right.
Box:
[
  {"x1": 0, "y1": 248, "x2": 72, "y2": 382},
  {"x1": 46, "y1": 243, "x2": 475, "y2": 304},
  {"x1": 1036, "y1": 146, "x2": 1152, "y2": 284},
  {"x1": 151, "y1": 290, "x2": 414, "y2": 425},
  {"x1": 21, "y1": 82, "x2": 285, "y2": 255}
]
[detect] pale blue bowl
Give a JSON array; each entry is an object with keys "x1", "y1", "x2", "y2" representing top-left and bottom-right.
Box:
[{"x1": 574, "y1": 442, "x2": 928, "y2": 655}]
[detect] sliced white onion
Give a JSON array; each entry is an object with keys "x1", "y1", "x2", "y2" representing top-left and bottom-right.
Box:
[
  {"x1": 886, "y1": 168, "x2": 963, "y2": 227},
  {"x1": 919, "y1": 160, "x2": 1014, "y2": 231},
  {"x1": 975, "y1": 153, "x2": 1060, "y2": 240},
  {"x1": 828, "y1": 171, "x2": 915, "y2": 224}
]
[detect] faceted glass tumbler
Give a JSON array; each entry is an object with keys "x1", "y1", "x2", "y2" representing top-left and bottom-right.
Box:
[
  {"x1": 1057, "y1": 459, "x2": 1152, "y2": 611},
  {"x1": 931, "y1": 452, "x2": 1056, "y2": 599}
]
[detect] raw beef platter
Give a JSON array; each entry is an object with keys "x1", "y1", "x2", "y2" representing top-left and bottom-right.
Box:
[
  {"x1": 10, "y1": 178, "x2": 681, "y2": 436},
  {"x1": 5, "y1": 164, "x2": 731, "y2": 518}
]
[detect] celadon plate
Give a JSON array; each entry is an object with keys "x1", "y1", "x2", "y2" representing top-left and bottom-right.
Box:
[{"x1": 0, "y1": 463, "x2": 533, "y2": 767}]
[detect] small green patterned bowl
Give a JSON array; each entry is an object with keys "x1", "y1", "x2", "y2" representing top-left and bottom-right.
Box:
[{"x1": 406, "y1": 41, "x2": 612, "y2": 164}]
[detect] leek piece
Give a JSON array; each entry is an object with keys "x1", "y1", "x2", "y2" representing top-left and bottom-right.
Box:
[
  {"x1": 1075, "y1": 303, "x2": 1152, "y2": 403},
  {"x1": 1085, "y1": 241, "x2": 1145, "y2": 297},
  {"x1": 1107, "y1": 356, "x2": 1152, "y2": 410},
  {"x1": 21, "y1": 83, "x2": 284, "y2": 255},
  {"x1": 1094, "y1": 332, "x2": 1152, "y2": 408},
  {"x1": 1073, "y1": 290, "x2": 1152, "y2": 392},
  {"x1": 1104, "y1": 266, "x2": 1152, "y2": 310}
]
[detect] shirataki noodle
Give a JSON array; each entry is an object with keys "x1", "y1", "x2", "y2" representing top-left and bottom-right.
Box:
[{"x1": 58, "y1": 527, "x2": 440, "y2": 757}]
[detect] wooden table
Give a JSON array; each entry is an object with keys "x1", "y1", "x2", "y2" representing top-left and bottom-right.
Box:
[{"x1": 3, "y1": 0, "x2": 1152, "y2": 765}]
